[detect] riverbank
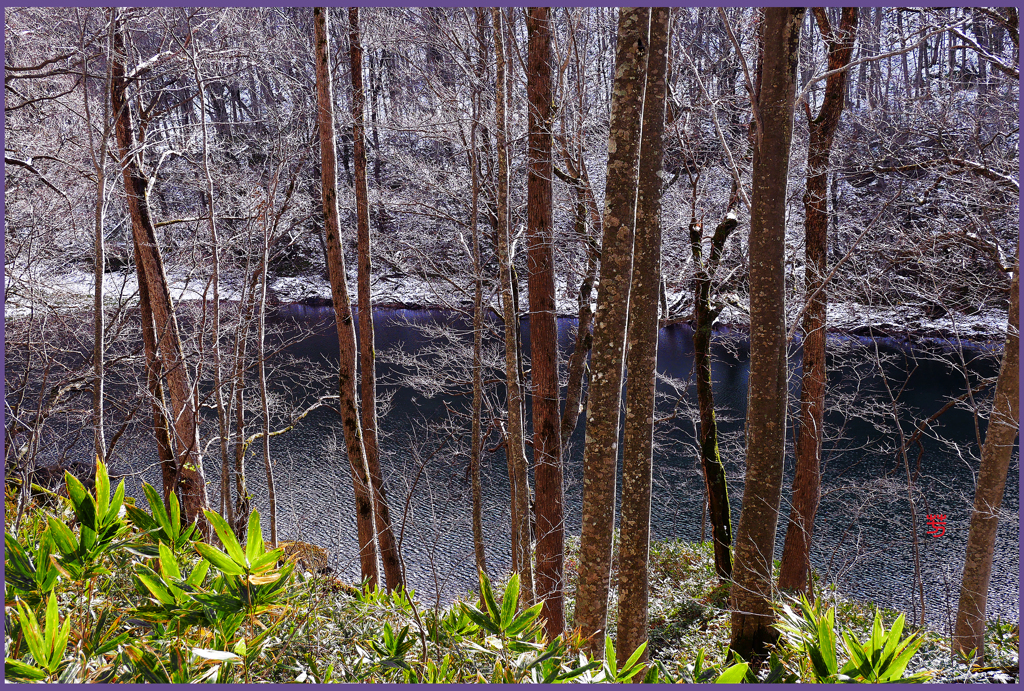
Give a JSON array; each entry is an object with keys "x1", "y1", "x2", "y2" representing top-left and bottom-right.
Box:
[
  {"x1": 3, "y1": 487, "x2": 1017, "y2": 683},
  {"x1": 3, "y1": 266, "x2": 1010, "y2": 346}
]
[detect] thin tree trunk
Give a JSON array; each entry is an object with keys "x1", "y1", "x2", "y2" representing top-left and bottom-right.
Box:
[
  {"x1": 954, "y1": 253, "x2": 1019, "y2": 660},
  {"x1": 525, "y1": 7, "x2": 564, "y2": 637},
  {"x1": 186, "y1": 14, "x2": 235, "y2": 530},
  {"x1": 691, "y1": 206, "x2": 738, "y2": 581},
  {"x1": 616, "y1": 6, "x2": 669, "y2": 668},
  {"x1": 493, "y1": 7, "x2": 533, "y2": 605},
  {"x1": 469, "y1": 66, "x2": 487, "y2": 576},
  {"x1": 729, "y1": 6, "x2": 804, "y2": 664},
  {"x1": 257, "y1": 215, "x2": 276, "y2": 547},
  {"x1": 778, "y1": 7, "x2": 858, "y2": 595},
  {"x1": 349, "y1": 6, "x2": 403, "y2": 593},
  {"x1": 576, "y1": 6, "x2": 650, "y2": 657},
  {"x1": 314, "y1": 6, "x2": 379, "y2": 588},
  {"x1": 85, "y1": 10, "x2": 114, "y2": 467},
  {"x1": 111, "y1": 18, "x2": 210, "y2": 534}
]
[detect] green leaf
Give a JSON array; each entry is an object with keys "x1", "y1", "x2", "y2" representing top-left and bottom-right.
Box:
[
  {"x1": 715, "y1": 662, "x2": 749, "y2": 683},
  {"x1": 204, "y1": 510, "x2": 246, "y2": 567},
  {"x1": 186, "y1": 559, "x2": 211, "y2": 588},
  {"x1": 500, "y1": 572, "x2": 519, "y2": 631},
  {"x1": 604, "y1": 635, "x2": 617, "y2": 677},
  {"x1": 17, "y1": 599, "x2": 48, "y2": 672},
  {"x1": 4, "y1": 532, "x2": 38, "y2": 592},
  {"x1": 5, "y1": 658, "x2": 48, "y2": 681},
  {"x1": 143, "y1": 484, "x2": 172, "y2": 537},
  {"x1": 125, "y1": 504, "x2": 158, "y2": 533},
  {"x1": 95, "y1": 457, "x2": 110, "y2": 519},
  {"x1": 478, "y1": 569, "x2": 500, "y2": 620},
  {"x1": 245, "y1": 510, "x2": 264, "y2": 564},
  {"x1": 506, "y1": 601, "x2": 543, "y2": 636},
  {"x1": 620, "y1": 640, "x2": 648, "y2": 677},
  {"x1": 169, "y1": 490, "x2": 182, "y2": 539},
  {"x1": 460, "y1": 603, "x2": 500, "y2": 635},
  {"x1": 195, "y1": 542, "x2": 244, "y2": 576},
  {"x1": 134, "y1": 568, "x2": 176, "y2": 606},
  {"x1": 107, "y1": 480, "x2": 126, "y2": 529},
  {"x1": 248, "y1": 548, "x2": 283, "y2": 574},
  {"x1": 159, "y1": 542, "x2": 182, "y2": 582},
  {"x1": 64, "y1": 472, "x2": 97, "y2": 532}
]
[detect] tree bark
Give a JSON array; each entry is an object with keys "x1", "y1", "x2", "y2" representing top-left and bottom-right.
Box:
[
  {"x1": 111, "y1": 17, "x2": 210, "y2": 534},
  {"x1": 729, "y1": 6, "x2": 804, "y2": 664},
  {"x1": 616, "y1": 6, "x2": 669, "y2": 669},
  {"x1": 349, "y1": 6, "x2": 403, "y2": 593},
  {"x1": 778, "y1": 7, "x2": 858, "y2": 595},
  {"x1": 492, "y1": 7, "x2": 534, "y2": 606},
  {"x1": 576, "y1": 6, "x2": 649, "y2": 657},
  {"x1": 691, "y1": 207, "x2": 738, "y2": 581},
  {"x1": 954, "y1": 253, "x2": 1019, "y2": 660},
  {"x1": 526, "y1": 6, "x2": 564, "y2": 637},
  {"x1": 314, "y1": 6, "x2": 379, "y2": 588},
  {"x1": 469, "y1": 46, "x2": 487, "y2": 577}
]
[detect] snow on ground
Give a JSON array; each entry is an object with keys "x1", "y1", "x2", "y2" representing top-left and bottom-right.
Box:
[{"x1": 5, "y1": 265, "x2": 1009, "y2": 343}]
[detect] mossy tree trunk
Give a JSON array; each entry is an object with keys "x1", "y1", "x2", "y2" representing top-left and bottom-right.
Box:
[{"x1": 690, "y1": 207, "x2": 739, "y2": 582}]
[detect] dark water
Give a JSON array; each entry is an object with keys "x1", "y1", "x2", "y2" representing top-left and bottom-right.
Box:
[{"x1": 120, "y1": 306, "x2": 1018, "y2": 627}]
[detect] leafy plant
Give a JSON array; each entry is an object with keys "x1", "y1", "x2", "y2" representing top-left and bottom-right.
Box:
[
  {"x1": 5, "y1": 592, "x2": 71, "y2": 680},
  {"x1": 125, "y1": 483, "x2": 198, "y2": 555}
]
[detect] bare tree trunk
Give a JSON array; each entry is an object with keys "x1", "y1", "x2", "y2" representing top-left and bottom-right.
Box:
[
  {"x1": 111, "y1": 18, "x2": 210, "y2": 534},
  {"x1": 84, "y1": 10, "x2": 114, "y2": 467},
  {"x1": 616, "y1": 6, "x2": 669, "y2": 668},
  {"x1": 135, "y1": 251, "x2": 177, "y2": 512},
  {"x1": 954, "y1": 253, "x2": 1019, "y2": 660},
  {"x1": 691, "y1": 205, "x2": 738, "y2": 581},
  {"x1": 493, "y1": 7, "x2": 533, "y2": 605},
  {"x1": 469, "y1": 54, "x2": 487, "y2": 576},
  {"x1": 729, "y1": 6, "x2": 804, "y2": 664},
  {"x1": 778, "y1": 7, "x2": 857, "y2": 595},
  {"x1": 525, "y1": 6, "x2": 564, "y2": 637},
  {"x1": 349, "y1": 6, "x2": 403, "y2": 593},
  {"x1": 257, "y1": 214, "x2": 276, "y2": 547},
  {"x1": 314, "y1": 6, "x2": 379, "y2": 588},
  {"x1": 186, "y1": 10, "x2": 234, "y2": 531},
  {"x1": 576, "y1": 6, "x2": 649, "y2": 657}
]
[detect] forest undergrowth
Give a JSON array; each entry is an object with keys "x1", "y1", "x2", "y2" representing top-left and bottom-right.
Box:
[{"x1": 4, "y1": 461, "x2": 1018, "y2": 684}]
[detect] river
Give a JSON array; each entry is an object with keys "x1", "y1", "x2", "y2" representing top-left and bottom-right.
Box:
[{"x1": 108, "y1": 305, "x2": 1017, "y2": 628}]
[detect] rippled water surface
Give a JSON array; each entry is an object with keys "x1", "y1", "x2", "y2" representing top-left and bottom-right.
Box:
[{"x1": 115, "y1": 306, "x2": 1017, "y2": 626}]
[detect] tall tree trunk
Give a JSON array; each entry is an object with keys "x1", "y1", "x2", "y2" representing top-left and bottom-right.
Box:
[
  {"x1": 954, "y1": 253, "x2": 1019, "y2": 660},
  {"x1": 691, "y1": 205, "x2": 738, "y2": 581},
  {"x1": 492, "y1": 7, "x2": 534, "y2": 605},
  {"x1": 85, "y1": 11, "x2": 114, "y2": 467},
  {"x1": 257, "y1": 214, "x2": 276, "y2": 547},
  {"x1": 186, "y1": 11, "x2": 235, "y2": 531},
  {"x1": 314, "y1": 6, "x2": 379, "y2": 588},
  {"x1": 469, "y1": 66, "x2": 487, "y2": 577},
  {"x1": 349, "y1": 6, "x2": 403, "y2": 593},
  {"x1": 525, "y1": 7, "x2": 564, "y2": 637},
  {"x1": 576, "y1": 6, "x2": 649, "y2": 657},
  {"x1": 111, "y1": 18, "x2": 210, "y2": 534},
  {"x1": 729, "y1": 6, "x2": 804, "y2": 664},
  {"x1": 616, "y1": 6, "x2": 669, "y2": 668},
  {"x1": 778, "y1": 7, "x2": 858, "y2": 595}
]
